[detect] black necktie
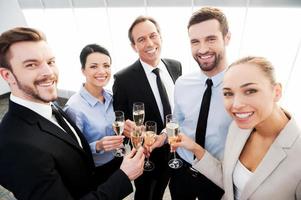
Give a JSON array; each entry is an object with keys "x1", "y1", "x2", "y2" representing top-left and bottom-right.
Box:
[
  {"x1": 195, "y1": 79, "x2": 213, "y2": 147},
  {"x1": 152, "y1": 68, "x2": 171, "y2": 123},
  {"x1": 51, "y1": 104, "x2": 78, "y2": 144}
]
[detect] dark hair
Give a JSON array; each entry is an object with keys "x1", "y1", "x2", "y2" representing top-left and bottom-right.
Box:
[
  {"x1": 0, "y1": 27, "x2": 46, "y2": 69},
  {"x1": 228, "y1": 56, "x2": 276, "y2": 85},
  {"x1": 79, "y1": 44, "x2": 111, "y2": 69},
  {"x1": 188, "y1": 7, "x2": 229, "y2": 37},
  {"x1": 128, "y1": 16, "x2": 161, "y2": 45}
]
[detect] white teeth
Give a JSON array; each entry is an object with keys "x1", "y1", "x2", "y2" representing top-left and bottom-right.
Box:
[
  {"x1": 201, "y1": 55, "x2": 212, "y2": 59},
  {"x1": 38, "y1": 81, "x2": 53, "y2": 87},
  {"x1": 95, "y1": 77, "x2": 106, "y2": 80},
  {"x1": 146, "y1": 49, "x2": 156, "y2": 54},
  {"x1": 235, "y1": 112, "x2": 253, "y2": 119}
]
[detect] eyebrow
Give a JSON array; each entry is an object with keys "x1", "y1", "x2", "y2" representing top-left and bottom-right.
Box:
[
  {"x1": 22, "y1": 57, "x2": 55, "y2": 64},
  {"x1": 223, "y1": 82, "x2": 257, "y2": 90}
]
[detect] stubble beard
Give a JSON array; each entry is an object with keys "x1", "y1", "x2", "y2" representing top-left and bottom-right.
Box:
[{"x1": 14, "y1": 75, "x2": 58, "y2": 103}]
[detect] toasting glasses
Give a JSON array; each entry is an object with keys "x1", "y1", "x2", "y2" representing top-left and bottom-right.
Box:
[
  {"x1": 133, "y1": 102, "x2": 145, "y2": 126},
  {"x1": 112, "y1": 111, "x2": 125, "y2": 157},
  {"x1": 166, "y1": 114, "x2": 183, "y2": 169},
  {"x1": 143, "y1": 121, "x2": 157, "y2": 171}
]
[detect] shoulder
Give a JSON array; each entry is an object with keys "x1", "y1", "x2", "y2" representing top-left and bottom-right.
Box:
[
  {"x1": 114, "y1": 60, "x2": 140, "y2": 78},
  {"x1": 162, "y1": 58, "x2": 181, "y2": 66},
  {"x1": 175, "y1": 72, "x2": 200, "y2": 87}
]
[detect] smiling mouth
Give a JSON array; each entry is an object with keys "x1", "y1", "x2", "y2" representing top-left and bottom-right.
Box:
[
  {"x1": 95, "y1": 76, "x2": 107, "y2": 81},
  {"x1": 234, "y1": 112, "x2": 254, "y2": 119}
]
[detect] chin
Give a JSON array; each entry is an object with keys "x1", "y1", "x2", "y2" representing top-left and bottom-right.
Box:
[{"x1": 235, "y1": 121, "x2": 254, "y2": 130}]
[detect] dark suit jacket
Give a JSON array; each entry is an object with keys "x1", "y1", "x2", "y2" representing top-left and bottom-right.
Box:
[
  {"x1": 0, "y1": 100, "x2": 132, "y2": 200},
  {"x1": 113, "y1": 58, "x2": 182, "y2": 176}
]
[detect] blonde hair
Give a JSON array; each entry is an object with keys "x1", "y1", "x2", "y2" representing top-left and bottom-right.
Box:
[{"x1": 228, "y1": 56, "x2": 276, "y2": 85}]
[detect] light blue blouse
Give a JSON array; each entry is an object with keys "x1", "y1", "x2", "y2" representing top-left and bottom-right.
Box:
[{"x1": 64, "y1": 85, "x2": 115, "y2": 167}]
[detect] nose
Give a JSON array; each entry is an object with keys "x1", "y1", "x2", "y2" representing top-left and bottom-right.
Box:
[
  {"x1": 145, "y1": 37, "x2": 154, "y2": 47},
  {"x1": 197, "y1": 42, "x2": 209, "y2": 54},
  {"x1": 40, "y1": 62, "x2": 54, "y2": 76},
  {"x1": 232, "y1": 96, "x2": 245, "y2": 110}
]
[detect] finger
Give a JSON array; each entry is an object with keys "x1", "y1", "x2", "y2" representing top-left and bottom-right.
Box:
[{"x1": 126, "y1": 148, "x2": 136, "y2": 159}]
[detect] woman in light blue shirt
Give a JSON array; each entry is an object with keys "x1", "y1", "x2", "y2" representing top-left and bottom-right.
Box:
[{"x1": 65, "y1": 44, "x2": 129, "y2": 184}]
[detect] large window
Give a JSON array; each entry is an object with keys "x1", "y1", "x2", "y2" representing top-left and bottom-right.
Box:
[{"x1": 22, "y1": 6, "x2": 301, "y2": 122}]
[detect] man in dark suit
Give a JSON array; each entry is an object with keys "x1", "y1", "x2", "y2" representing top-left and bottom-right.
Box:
[
  {"x1": 113, "y1": 16, "x2": 182, "y2": 200},
  {"x1": 0, "y1": 27, "x2": 145, "y2": 200}
]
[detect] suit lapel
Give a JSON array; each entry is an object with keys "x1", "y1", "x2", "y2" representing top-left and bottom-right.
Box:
[
  {"x1": 224, "y1": 127, "x2": 251, "y2": 199},
  {"x1": 162, "y1": 59, "x2": 177, "y2": 83},
  {"x1": 10, "y1": 101, "x2": 89, "y2": 157},
  {"x1": 240, "y1": 118, "x2": 298, "y2": 199}
]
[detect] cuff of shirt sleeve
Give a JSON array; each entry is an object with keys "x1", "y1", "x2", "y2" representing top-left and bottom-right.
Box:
[{"x1": 92, "y1": 141, "x2": 105, "y2": 154}]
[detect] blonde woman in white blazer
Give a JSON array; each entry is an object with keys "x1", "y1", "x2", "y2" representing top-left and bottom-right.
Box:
[{"x1": 172, "y1": 56, "x2": 301, "y2": 200}]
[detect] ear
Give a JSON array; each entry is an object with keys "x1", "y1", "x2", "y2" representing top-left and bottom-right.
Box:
[
  {"x1": 0, "y1": 67, "x2": 16, "y2": 85},
  {"x1": 224, "y1": 31, "x2": 231, "y2": 46},
  {"x1": 81, "y1": 68, "x2": 85, "y2": 76},
  {"x1": 273, "y1": 83, "x2": 282, "y2": 102},
  {"x1": 131, "y1": 43, "x2": 138, "y2": 53}
]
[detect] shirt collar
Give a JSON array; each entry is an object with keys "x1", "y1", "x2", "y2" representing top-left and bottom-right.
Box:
[
  {"x1": 140, "y1": 59, "x2": 165, "y2": 75},
  {"x1": 10, "y1": 94, "x2": 52, "y2": 120},
  {"x1": 80, "y1": 85, "x2": 112, "y2": 107},
  {"x1": 199, "y1": 68, "x2": 227, "y2": 88}
]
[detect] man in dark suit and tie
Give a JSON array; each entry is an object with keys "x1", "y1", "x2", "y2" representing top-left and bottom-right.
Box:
[
  {"x1": 0, "y1": 27, "x2": 145, "y2": 200},
  {"x1": 113, "y1": 16, "x2": 182, "y2": 200}
]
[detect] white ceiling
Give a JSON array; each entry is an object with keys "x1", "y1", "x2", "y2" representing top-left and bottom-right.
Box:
[{"x1": 17, "y1": 0, "x2": 301, "y2": 9}]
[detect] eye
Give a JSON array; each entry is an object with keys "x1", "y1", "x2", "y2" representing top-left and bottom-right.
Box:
[
  {"x1": 245, "y1": 89, "x2": 257, "y2": 95},
  {"x1": 103, "y1": 64, "x2": 111, "y2": 69},
  {"x1": 150, "y1": 34, "x2": 158, "y2": 39},
  {"x1": 137, "y1": 37, "x2": 145, "y2": 43},
  {"x1": 89, "y1": 65, "x2": 97, "y2": 69},
  {"x1": 207, "y1": 37, "x2": 216, "y2": 43},
  {"x1": 190, "y1": 40, "x2": 199, "y2": 45},
  {"x1": 25, "y1": 63, "x2": 37, "y2": 68},
  {"x1": 48, "y1": 60, "x2": 56, "y2": 66},
  {"x1": 223, "y1": 91, "x2": 233, "y2": 97}
]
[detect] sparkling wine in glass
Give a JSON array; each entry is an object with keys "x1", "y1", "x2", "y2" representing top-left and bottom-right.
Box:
[
  {"x1": 113, "y1": 111, "x2": 125, "y2": 157},
  {"x1": 143, "y1": 121, "x2": 156, "y2": 171},
  {"x1": 166, "y1": 114, "x2": 183, "y2": 169},
  {"x1": 133, "y1": 102, "x2": 145, "y2": 126},
  {"x1": 131, "y1": 126, "x2": 143, "y2": 149}
]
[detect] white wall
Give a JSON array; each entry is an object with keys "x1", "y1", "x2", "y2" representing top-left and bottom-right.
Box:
[{"x1": 0, "y1": 0, "x2": 27, "y2": 95}]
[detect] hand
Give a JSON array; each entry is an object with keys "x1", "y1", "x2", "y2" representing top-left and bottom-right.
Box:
[
  {"x1": 120, "y1": 147, "x2": 145, "y2": 180},
  {"x1": 96, "y1": 135, "x2": 124, "y2": 152},
  {"x1": 172, "y1": 133, "x2": 205, "y2": 160},
  {"x1": 123, "y1": 119, "x2": 135, "y2": 138},
  {"x1": 149, "y1": 132, "x2": 166, "y2": 153}
]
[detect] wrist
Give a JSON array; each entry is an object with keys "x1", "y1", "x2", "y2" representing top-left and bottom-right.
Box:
[{"x1": 160, "y1": 130, "x2": 168, "y2": 145}]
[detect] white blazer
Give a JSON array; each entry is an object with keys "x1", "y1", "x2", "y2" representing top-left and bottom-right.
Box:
[{"x1": 193, "y1": 117, "x2": 301, "y2": 200}]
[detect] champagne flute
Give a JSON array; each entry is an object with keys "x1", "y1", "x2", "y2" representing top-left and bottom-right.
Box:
[
  {"x1": 133, "y1": 102, "x2": 145, "y2": 126},
  {"x1": 131, "y1": 126, "x2": 144, "y2": 149},
  {"x1": 112, "y1": 111, "x2": 125, "y2": 157},
  {"x1": 166, "y1": 114, "x2": 183, "y2": 169},
  {"x1": 143, "y1": 121, "x2": 156, "y2": 171}
]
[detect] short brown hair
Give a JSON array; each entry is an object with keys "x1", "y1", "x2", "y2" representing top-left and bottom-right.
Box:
[
  {"x1": 128, "y1": 16, "x2": 161, "y2": 45},
  {"x1": 0, "y1": 27, "x2": 46, "y2": 69},
  {"x1": 188, "y1": 7, "x2": 229, "y2": 37},
  {"x1": 228, "y1": 56, "x2": 276, "y2": 85}
]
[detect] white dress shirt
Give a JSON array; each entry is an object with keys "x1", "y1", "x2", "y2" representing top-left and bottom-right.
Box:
[{"x1": 140, "y1": 59, "x2": 175, "y2": 122}]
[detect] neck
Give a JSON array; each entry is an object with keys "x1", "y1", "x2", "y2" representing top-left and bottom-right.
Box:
[
  {"x1": 254, "y1": 106, "x2": 289, "y2": 138},
  {"x1": 142, "y1": 58, "x2": 160, "y2": 68},
  {"x1": 84, "y1": 83, "x2": 103, "y2": 101}
]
